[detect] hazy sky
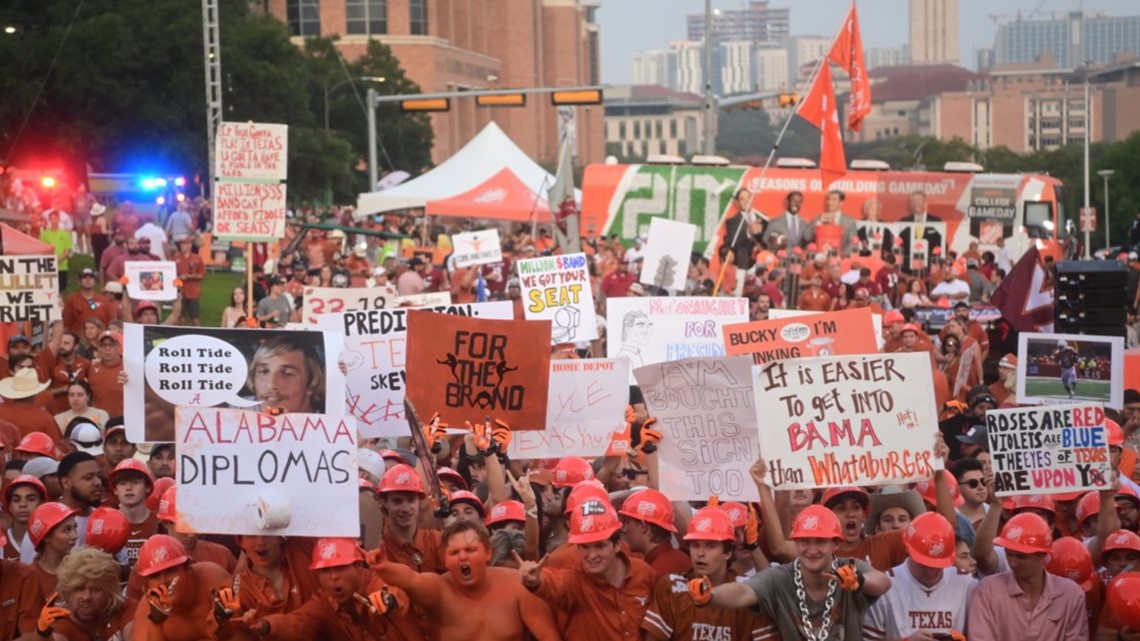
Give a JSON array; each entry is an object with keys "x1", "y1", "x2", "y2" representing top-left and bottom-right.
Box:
[{"x1": 597, "y1": 0, "x2": 1137, "y2": 82}]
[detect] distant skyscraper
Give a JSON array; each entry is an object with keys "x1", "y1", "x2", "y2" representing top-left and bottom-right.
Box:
[
  {"x1": 673, "y1": 42, "x2": 705, "y2": 95},
  {"x1": 755, "y1": 46, "x2": 789, "y2": 91},
  {"x1": 910, "y1": 0, "x2": 959, "y2": 65},
  {"x1": 720, "y1": 42, "x2": 755, "y2": 94},
  {"x1": 866, "y1": 45, "x2": 911, "y2": 70},
  {"x1": 687, "y1": 1, "x2": 789, "y2": 44},
  {"x1": 994, "y1": 12, "x2": 1140, "y2": 68},
  {"x1": 632, "y1": 50, "x2": 675, "y2": 89}
]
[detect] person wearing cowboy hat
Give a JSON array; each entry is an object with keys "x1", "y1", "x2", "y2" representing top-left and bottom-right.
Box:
[
  {"x1": 866, "y1": 486, "x2": 927, "y2": 535},
  {"x1": 0, "y1": 368, "x2": 64, "y2": 444}
]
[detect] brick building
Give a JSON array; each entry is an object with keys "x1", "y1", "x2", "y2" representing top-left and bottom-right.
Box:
[
  {"x1": 603, "y1": 85, "x2": 704, "y2": 160},
  {"x1": 264, "y1": 0, "x2": 604, "y2": 167}
]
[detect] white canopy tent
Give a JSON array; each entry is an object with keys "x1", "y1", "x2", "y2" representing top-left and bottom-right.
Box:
[{"x1": 355, "y1": 122, "x2": 577, "y2": 218}]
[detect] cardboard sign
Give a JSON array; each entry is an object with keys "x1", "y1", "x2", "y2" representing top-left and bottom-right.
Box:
[
  {"x1": 215, "y1": 122, "x2": 288, "y2": 180},
  {"x1": 517, "y1": 253, "x2": 597, "y2": 344},
  {"x1": 606, "y1": 297, "x2": 749, "y2": 378},
  {"x1": 635, "y1": 356, "x2": 761, "y2": 501},
  {"x1": 397, "y1": 291, "x2": 452, "y2": 308},
  {"x1": 723, "y1": 308, "x2": 878, "y2": 363},
  {"x1": 451, "y1": 230, "x2": 503, "y2": 268},
  {"x1": 986, "y1": 404, "x2": 1112, "y2": 497},
  {"x1": 0, "y1": 254, "x2": 59, "y2": 323},
  {"x1": 752, "y1": 352, "x2": 939, "y2": 490},
  {"x1": 508, "y1": 358, "x2": 631, "y2": 458},
  {"x1": 405, "y1": 311, "x2": 551, "y2": 429},
  {"x1": 302, "y1": 285, "x2": 399, "y2": 324},
  {"x1": 315, "y1": 301, "x2": 514, "y2": 437},
  {"x1": 213, "y1": 181, "x2": 287, "y2": 241},
  {"x1": 1017, "y1": 332, "x2": 1124, "y2": 409},
  {"x1": 123, "y1": 325, "x2": 345, "y2": 443},
  {"x1": 769, "y1": 309, "x2": 885, "y2": 350},
  {"x1": 124, "y1": 261, "x2": 179, "y2": 301},
  {"x1": 640, "y1": 218, "x2": 697, "y2": 292},
  {"x1": 174, "y1": 407, "x2": 358, "y2": 536}
]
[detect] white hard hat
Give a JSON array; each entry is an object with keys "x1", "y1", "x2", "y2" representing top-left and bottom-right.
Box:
[
  {"x1": 354, "y1": 241, "x2": 368, "y2": 257},
  {"x1": 358, "y1": 448, "x2": 384, "y2": 479}
]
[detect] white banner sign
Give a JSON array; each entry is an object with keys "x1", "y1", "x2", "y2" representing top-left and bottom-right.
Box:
[
  {"x1": 215, "y1": 122, "x2": 288, "y2": 180},
  {"x1": 987, "y1": 403, "x2": 1112, "y2": 497},
  {"x1": 517, "y1": 253, "x2": 597, "y2": 344},
  {"x1": 396, "y1": 291, "x2": 452, "y2": 308},
  {"x1": 213, "y1": 182, "x2": 287, "y2": 241},
  {"x1": 315, "y1": 301, "x2": 514, "y2": 437},
  {"x1": 175, "y1": 407, "x2": 358, "y2": 536},
  {"x1": 301, "y1": 285, "x2": 399, "y2": 324},
  {"x1": 124, "y1": 261, "x2": 178, "y2": 301},
  {"x1": 606, "y1": 297, "x2": 748, "y2": 379},
  {"x1": 640, "y1": 218, "x2": 696, "y2": 292},
  {"x1": 635, "y1": 356, "x2": 761, "y2": 501},
  {"x1": 752, "y1": 352, "x2": 939, "y2": 490},
  {"x1": 508, "y1": 358, "x2": 631, "y2": 459},
  {"x1": 451, "y1": 230, "x2": 503, "y2": 268},
  {"x1": 0, "y1": 254, "x2": 59, "y2": 323}
]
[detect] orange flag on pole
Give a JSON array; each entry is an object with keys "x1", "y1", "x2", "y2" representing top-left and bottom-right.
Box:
[
  {"x1": 796, "y1": 62, "x2": 846, "y2": 186},
  {"x1": 829, "y1": 2, "x2": 871, "y2": 132}
]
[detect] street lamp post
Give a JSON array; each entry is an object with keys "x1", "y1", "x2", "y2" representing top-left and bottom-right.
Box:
[
  {"x1": 1082, "y1": 60, "x2": 1094, "y2": 259},
  {"x1": 1098, "y1": 169, "x2": 1115, "y2": 250},
  {"x1": 324, "y1": 76, "x2": 385, "y2": 132}
]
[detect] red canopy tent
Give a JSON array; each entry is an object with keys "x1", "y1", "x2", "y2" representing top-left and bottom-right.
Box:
[{"x1": 424, "y1": 167, "x2": 549, "y2": 222}]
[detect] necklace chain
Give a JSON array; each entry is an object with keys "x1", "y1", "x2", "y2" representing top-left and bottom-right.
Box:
[{"x1": 793, "y1": 559, "x2": 839, "y2": 641}]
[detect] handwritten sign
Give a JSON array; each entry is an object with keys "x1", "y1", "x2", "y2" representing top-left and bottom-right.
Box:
[
  {"x1": 213, "y1": 181, "x2": 287, "y2": 241},
  {"x1": 0, "y1": 255, "x2": 59, "y2": 323},
  {"x1": 315, "y1": 301, "x2": 514, "y2": 437},
  {"x1": 635, "y1": 356, "x2": 760, "y2": 501},
  {"x1": 769, "y1": 309, "x2": 885, "y2": 350},
  {"x1": 640, "y1": 218, "x2": 697, "y2": 292},
  {"x1": 723, "y1": 308, "x2": 878, "y2": 364},
  {"x1": 397, "y1": 291, "x2": 452, "y2": 308},
  {"x1": 175, "y1": 407, "x2": 358, "y2": 536},
  {"x1": 123, "y1": 325, "x2": 345, "y2": 444},
  {"x1": 508, "y1": 358, "x2": 631, "y2": 458},
  {"x1": 517, "y1": 252, "x2": 597, "y2": 344},
  {"x1": 451, "y1": 230, "x2": 503, "y2": 268},
  {"x1": 752, "y1": 352, "x2": 938, "y2": 490},
  {"x1": 124, "y1": 261, "x2": 178, "y2": 301},
  {"x1": 405, "y1": 311, "x2": 551, "y2": 429},
  {"x1": 215, "y1": 122, "x2": 288, "y2": 180},
  {"x1": 302, "y1": 285, "x2": 399, "y2": 324},
  {"x1": 986, "y1": 403, "x2": 1112, "y2": 497},
  {"x1": 606, "y1": 297, "x2": 748, "y2": 378}
]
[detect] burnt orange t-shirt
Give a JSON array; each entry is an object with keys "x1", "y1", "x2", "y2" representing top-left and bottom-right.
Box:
[
  {"x1": 52, "y1": 597, "x2": 137, "y2": 641},
  {"x1": 123, "y1": 510, "x2": 159, "y2": 566},
  {"x1": 643, "y1": 571, "x2": 780, "y2": 641},
  {"x1": 0, "y1": 402, "x2": 64, "y2": 443},
  {"x1": 644, "y1": 542, "x2": 691, "y2": 579},
  {"x1": 535, "y1": 552, "x2": 657, "y2": 641},
  {"x1": 87, "y1": 359, "x2": 124, "y2": 418},
  {"x1": 32, "y1": 561, "x2": 58, "y2": 599},
  {"x1": 836, "y1": 529, "x2": 907, "y2": 572},
  {"x1": 0, "y1": 560, "x2": 44, "y2": 640},
  {"x1": 796, "y1": 289, "x2": 833, "y2": 312},
  {"x1": 238, "y1": 538, "x2": 322, "y2": 617}
]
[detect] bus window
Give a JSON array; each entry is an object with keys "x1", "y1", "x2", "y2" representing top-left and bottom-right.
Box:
[{"x1": 1024, "y1": 201, "x2": 1053, "y2": 239}]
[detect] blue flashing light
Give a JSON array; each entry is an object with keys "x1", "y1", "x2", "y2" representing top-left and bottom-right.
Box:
[
  {"x1": 155, "y1": 178, "x2": 167, "y2": 188},
  {"x1": 141, "y1": 177, "x2": 156, "y2": 190},
  {"x1": 174, "y1": 177, "x2": 186, "y2": 187}
]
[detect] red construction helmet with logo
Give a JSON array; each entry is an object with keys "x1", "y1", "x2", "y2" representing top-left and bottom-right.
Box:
[
  {"x1": 684, "y1": 506, "x2": 735, "y2": 542},
  {"x1": 1118, "y1": 485, "x2": 1140, "y2": 508},
  {"x1": 718, "y1": 502, "x2": 749, "y2": 528},
  {"x1": 28, "y1": 502, "x2": 78, "y2": 548},
  {"x1": 146, "y1": 477, "x2": 175, "y2": 512},
  {"x1": 1075, "y1": 491, "x2": 1100, "y2": 526},
  {"x1": 1107, "y1": 572, "x2": 1140, "y2": 630},
  {"x1": 1045, "y1": 537, "x2": 1094, "y2": 591},
  {"x1": 1100, "y1": 529, "x2": 1140, "y2": 565},
  {"x1": 564, "y1": 479, "x2": 608, "y2": 515},
  {"x1": 618, "y1": 489, "x2": 677, "y2": 532},
  {"x1": 486, "y1": 500, "x2": 527, "y2": 527},
  {"x1": 914, "y1": 476, "x2": 965, "y2": 508},
  {"x1": 568, "y1": 498, "x2": 621, "y2": 544},
  {"x1": 449, "y1": 490, "x2": 486, "y2": 517},
  {"x1": 821, "y1": 486, "x2": 869, "y2": 509},
  {"x1": 438, "y1": 466, "x2": 468, "y2": 490},
  {"x1": 993, "y1": 513, "x2": 1053, "y2": 554},
  {"x1": 1107, "y1": 419, "x2": 1124, "y2": 447},
  {"x1": 903, "y1": 513, "x2": 956, "y2": 569},
  {"x1": 16, "y1": 432, "x2": 57, "y2": 459},
  {"x1": 309, "y1": 537, "x2": 364, "y2": 570},
  {"x1": 790, "y1": 505, "x2": 843, "y2": 541},
  {"x1": 157, "y1": 485, "x2": 178, "y2": 523},
  {"x1": 377, "y1": 463, "x2": 426, "y2": 496},
  {"x1": 86, "y1": 507, "x2": 130, "y2": 555},
  {"x1": 109, "y1": 458, "x2": 155, "y2": 490},
  {"x1": 553, "y1": 457, "x2": 595, "y2": 488},
  {"x1": 2, "y1": 474, "x2": 47, "y2": 506},
  {"x1": 137, "y1": 534, "x2": 191, "y2": 577},
  {"x1": 1009, "y1": 493, "x2": 1056, "y2": 515}
]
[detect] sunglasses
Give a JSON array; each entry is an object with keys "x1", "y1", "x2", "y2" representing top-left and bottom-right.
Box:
[{"x1": 960, "y1": 479, "x2": 984, "y2": 489}]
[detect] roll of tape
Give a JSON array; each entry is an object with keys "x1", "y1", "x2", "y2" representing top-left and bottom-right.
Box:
[{"x1": 255, "y1": 494, "x2": 292, "y2": 530}]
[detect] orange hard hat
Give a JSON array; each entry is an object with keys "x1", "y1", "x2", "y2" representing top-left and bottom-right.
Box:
[
  {"x1": 821, "y1": 486, "x2": 869, "y2": 510},
  {"x1": 377, "y1": 464, "x2": 426, "y2": 496},
  {"x1": 683, "y1": 506, "x2": 735, "y2": 542},
  {"x1": 1045, "y1": 537, "x2": 1094, "y2": 591},
  {"x1": 1075, "y1": 491, "x2": 1100, "y2": 526},
  {"x1": 564, "y1": 479, "x2": 608, "y2": 515},
  {"x1": 900, "y1": 323, "x2": 921, "y2": 335},
  {"x1": 914, "y1": 476, "x2": 965, "y2": 508},
  {"x1": 1107, "y1": 419, "x2": 1124, "y2": 447},
  {"x1": 485, "y1": 500, "x2": 527, "y2": 527},
  {"x1": 718, "y1": 502, "x2": 749, "y2": 528},
  {"x1": 618, "y1": 489, "x2": 677, "y2": 532},
  {"x1": 1118, "y1": 485, "x2": 1140, "y2": 508},
  {"x1": 379, "y1": 449, "x2": 408, "y2": 465},
  {"x1": 109, "y1": 458, "x2": 155, "y2": 490},
  {"x1": 552, "y1": 457, "x2": 595, "y2": 488},
  {"x1": 568, "y1": 498, "x2": 621, "y2": 544},
  {"x1": 85, "y1": 507, "x2": 130, "y2": 555},
  {"x1": 449, "y1": 490, "x2": 485, "y2": 517},
  {"x1": 358, "y1": 477, "x2": 376, "y2": 492},
  {"x1": 137, "y1": 534, "x2": 191, "y2": 577},
  {"x1": 1008, "y1": 494, "x2": 1057, "y2": 516},
  {"x1": 28, "y1": 502, "x2": 78, "y2": 548},
  {"x1": 146, "y1": 477, "x2": 176, "y2": 512},
  {"x1": 903, "y1": 513, "x2": 956, "y2": 569},
  {"x1": 1107, "y1": 572, "x2": 1140, "y2": 629},
  {"x1": 884, "y1": 310, "x2": 905, "y2": 326},
  {"x1": 156, "y1": 485, "x2": 178, "y2": 523},
  {"x1": 438, "y1": 466, "x2": 468, "y2": 490},
  {"x1": 3, "y1": 474, "x2": 47, "y2": 506},
  {"x1": 16, "y1": 432, "x2": 57, "y2": 459},
  {"x1": 790, "y1": 505, "x2": 842, "y2": 541},
  {"x1": 994, "y1": 513, "x2": 1053, "y2": 555},
  {"x1": 1100, "y1": 530, "x2": 1140, "y2": 565},
  {"x1": 309, "y1": 537, "x2": 364, "y2": 570}
]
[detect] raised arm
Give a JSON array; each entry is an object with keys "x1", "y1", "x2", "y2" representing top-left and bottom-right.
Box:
[
  {"x1": 751, "y1": 458, "x2": 796, "y2": 562},
  {"x1": 973, "y1": 475, "x2": 1004, "y2": 576},
  {"x1": 1088, "y1": 484, "x2": 1122, "y2": 563},
  {"x1": 365, "y1": 550, "x2": 443, "y2": 612}
]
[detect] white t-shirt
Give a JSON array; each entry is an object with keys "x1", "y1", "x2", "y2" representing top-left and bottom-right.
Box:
[
  {"x1": 863, "y1": 561, "x2": 977, "y2": 640},
  {"x1": 930, "y1": 278, "x2": 971, "y2": 299},
  {"x1": 135, "y1": 223, "x2": 170, "y2": 260}
]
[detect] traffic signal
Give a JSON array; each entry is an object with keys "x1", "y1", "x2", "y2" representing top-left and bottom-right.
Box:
[
  {"x1": 476, "y1": 93, "x2": 526, "y2": 107},
  {"x1": 778, "y1": 92, "x2": 799, "y2": 108},
  {"x1": 401, "y1": 98, "x2": 450, "y2": 112}
]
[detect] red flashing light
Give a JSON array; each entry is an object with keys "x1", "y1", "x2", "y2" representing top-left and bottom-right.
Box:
[{"x1": 41, "y1": 176, "x2": 57, "y2": 188}]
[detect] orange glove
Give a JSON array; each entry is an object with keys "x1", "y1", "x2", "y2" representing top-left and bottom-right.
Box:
[
  {"x1": 491, "y1": 419, "x2": 512, "y2": 451},
  {"x1": 826, "y1": 559, "x2": 864, "y2": 592},
  {"x1": 423, "y1": 412, "x2": 448, "y2": 453},
  {"x1": 212, "y1": 587, "x2": 241, "y2": 622},
  {"x1": 146, "y1": 582, "x2": 175, "y2": 622},
  {"x1": 37, "y1": 593, "x2": 70, "y2": 636},
  {"x1": 744, "y1": 505, "x2": 761, "y2": 550},
  {"x1": 635, "y1": 417, "x2": 662, "y2": 455},
  {"x1": 949, "y1": 631, "x2": 966, "y2": 641},
  {"x1": 688, "y1": 577, "x2": 713, "y2": 607},
  {"x1": 173, "y1": 278, "x2": 184, "y2": 289},
  {"x1": 365, "y1": 588, "x2": 399, "y2": 615}
]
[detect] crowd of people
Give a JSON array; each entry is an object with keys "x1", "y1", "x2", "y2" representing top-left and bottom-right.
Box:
[{"x1": 0, "y1": 175, "x2": 1139, "y2": 640}]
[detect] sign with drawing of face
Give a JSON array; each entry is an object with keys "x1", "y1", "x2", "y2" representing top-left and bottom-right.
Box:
[{"x1": 606, "y1": 297, "x2": 748, "y2": 380}]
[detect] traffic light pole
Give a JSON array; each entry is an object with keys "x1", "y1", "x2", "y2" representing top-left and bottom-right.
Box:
[
  {"x1": 367, "y1": 86, "x2": 378, "y2": 191},
  {"x1": 702, "y1": 0, "x2": 717, "y2": 155}
]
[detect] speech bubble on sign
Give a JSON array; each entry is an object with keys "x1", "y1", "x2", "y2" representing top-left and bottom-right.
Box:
[{"x1": 144, "y1": 335, "x2": 259, "y2": 408}]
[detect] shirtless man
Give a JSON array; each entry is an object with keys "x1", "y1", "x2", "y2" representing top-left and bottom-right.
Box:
[{"x1": 367, "y1": 520, "x2": 561, "y2": 641}]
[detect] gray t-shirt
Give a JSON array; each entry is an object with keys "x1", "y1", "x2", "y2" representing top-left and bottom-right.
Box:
[
  {"x1": 256, "y1": 294, "x2": 292, "y2": 326},
  {"x1": 744, "y1": 559, "x2": 877, "y2": 641}
]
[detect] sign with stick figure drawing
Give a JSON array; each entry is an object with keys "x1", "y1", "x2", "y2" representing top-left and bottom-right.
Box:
[{"x1": 516, "y1": 252, "x2": 597, "y2": 344}]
